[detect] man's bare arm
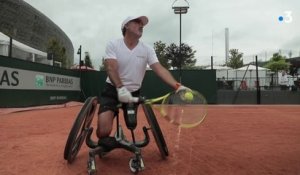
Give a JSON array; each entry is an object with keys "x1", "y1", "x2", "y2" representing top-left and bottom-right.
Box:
[{"x1": 105, "y1": 59, "x2": 123, "y2": 88}]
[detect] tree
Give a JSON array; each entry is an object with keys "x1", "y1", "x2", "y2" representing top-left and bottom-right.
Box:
[
  {"x1": 84, "y1": 52, "x2": 94, "y2": 68},
  {"x1": 47, "y1": 38, "x2": 69, "y2": 68},
  {"x1": 227, "y1": 49, "x2": 243, "y2": 69},
  {"x1": 153, "y1": 41, "x2": 170, "y2": 69},
  {"x1": 165, "y1": 43, "x2": 197, "y2": 70},
  {"x1": 264, "y1": 53, "x2": 290, "y2": 71}
]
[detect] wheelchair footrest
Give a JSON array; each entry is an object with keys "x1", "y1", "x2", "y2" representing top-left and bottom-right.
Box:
[
  {"x1": 98, "y1": 137, "x2": 120, "y2": 152},
  {"x1": 98, "y1": 136, "x2": 141, "y2": 155}
]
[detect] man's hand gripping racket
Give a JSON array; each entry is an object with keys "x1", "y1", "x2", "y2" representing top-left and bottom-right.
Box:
[{"x1": 145, "y1": 86, "x2": 208, "y2": 128}]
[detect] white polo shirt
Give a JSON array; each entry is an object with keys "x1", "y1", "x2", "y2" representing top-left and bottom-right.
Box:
[{"x1": 105, "y1": 38, "x2": 159, "y2": 92}]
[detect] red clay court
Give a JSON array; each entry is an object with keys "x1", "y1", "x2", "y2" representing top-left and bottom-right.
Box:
[{"x1": 1, "y1": 104, "x2": 300, "y2": 175}]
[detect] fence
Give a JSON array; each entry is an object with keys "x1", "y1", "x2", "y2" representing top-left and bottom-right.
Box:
[
  {"x1": 1, "y1": 56, "x2": 217, "y2": 107},
  {"x1": 217, "y1": 76, "x2": 300, "y2": 91},
  {"x1": 217, "y1": 76, "x2": 300, "y2": 104}
]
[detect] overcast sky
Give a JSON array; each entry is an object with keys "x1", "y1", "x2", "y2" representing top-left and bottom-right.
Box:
[{"x1": 6, "y1": 0, "x2": 300, "y2": 67}]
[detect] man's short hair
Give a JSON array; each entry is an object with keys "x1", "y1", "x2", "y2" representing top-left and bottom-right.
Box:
[{"x1": 122, "y1": 27, "x2": 127, "y2": 36}]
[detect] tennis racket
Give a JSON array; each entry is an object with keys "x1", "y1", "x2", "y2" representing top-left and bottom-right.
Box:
[{"x1": 144, "y1": 89, "x2": 207, "y2": 128}]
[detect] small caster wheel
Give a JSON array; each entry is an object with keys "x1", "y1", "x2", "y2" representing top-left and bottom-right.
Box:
[
  {"x1": 129, "y1": 157, "x2": 140, "y2": 174},
  {"x1": 129, "y1": 156, "x2": 145, "y2": 174},
  {"x1": 87, "y1": 157, "x2": 97, "y2": 175}
]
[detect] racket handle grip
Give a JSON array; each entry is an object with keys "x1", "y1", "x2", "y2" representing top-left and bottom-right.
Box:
[
  {"x1": 130, "y1": 97, "x2": 139, "y2": 103},
  {"x1": 138, "y1": 96, "x2": 146, "y2": 103},
  {"x1": 128, "y1": 96, "x2": 145, "y2": 103}
]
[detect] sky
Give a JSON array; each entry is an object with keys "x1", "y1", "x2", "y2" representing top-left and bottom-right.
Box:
[{"x1": 2, "y1": 0, "x2": 300, "y2": 67}]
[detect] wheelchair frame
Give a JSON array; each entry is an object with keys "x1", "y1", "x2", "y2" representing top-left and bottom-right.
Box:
[{"x1": 63, "y1": 96, "x2": 168, "y2": 174}]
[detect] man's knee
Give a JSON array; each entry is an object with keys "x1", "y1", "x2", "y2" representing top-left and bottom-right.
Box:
[{"x1": 96, "y1": 127, "x2": 110, "y2": 138}]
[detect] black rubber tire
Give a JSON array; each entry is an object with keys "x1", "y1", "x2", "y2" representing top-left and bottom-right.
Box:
[
  {"x1": 142, "y1": 104, "x2": 169, "y2": 159},
  {"x1": 129, "y1": 157, "x2": 139, "y2": 174},
  {"x1": 63, "y1": 96, "x2": 98, "y2": 163}
]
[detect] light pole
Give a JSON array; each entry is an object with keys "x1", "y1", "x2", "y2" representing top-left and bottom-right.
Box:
[
  {"x1": 77, "y1": 45, "x2": 82, "y2": 69},
  {"x1": 172, "y1": 0, "x2": 189, "y2": 83},
  {"x1": 77, "y1": 45, "x2": 83, "y2": 98}
]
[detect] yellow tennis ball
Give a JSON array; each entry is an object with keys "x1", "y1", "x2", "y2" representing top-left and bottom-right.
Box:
[{"x1": 184, "y1": 91, "x2": 194, "y2": 101}]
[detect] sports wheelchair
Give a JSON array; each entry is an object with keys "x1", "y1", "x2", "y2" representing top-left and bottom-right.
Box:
[{"x1": 63, "y1": 96, "x2": 168, "y2": 174}]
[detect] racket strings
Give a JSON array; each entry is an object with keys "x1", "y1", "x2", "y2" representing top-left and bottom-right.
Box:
[{"x1": 160, "y1": 89, "x2": 207, "y2": 128}]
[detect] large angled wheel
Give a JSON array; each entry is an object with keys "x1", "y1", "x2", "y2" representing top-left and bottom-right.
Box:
[
  {"x1": 142, "y1": 104, "x2": 168, "y2": 159},
  {"x1": 64, "y1": 96, "x2": 98, "y2": 163}
]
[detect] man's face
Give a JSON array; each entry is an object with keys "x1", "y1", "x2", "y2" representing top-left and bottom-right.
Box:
[{"x1": 126, "y1": 18, "x2": 144, "y2": 38}]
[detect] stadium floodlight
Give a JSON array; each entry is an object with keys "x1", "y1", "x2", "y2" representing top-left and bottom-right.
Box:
[
  {"x1": 172, "y1": 0, "x2": 189, "y2": 82},
  {"x1": 172, "y1": 0, "x2": 189, "y2": 14}
]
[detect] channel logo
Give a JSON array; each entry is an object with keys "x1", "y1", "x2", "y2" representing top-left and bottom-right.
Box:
[{"x1": 278, "y1": 11, "x2": 293, "y2": 23}]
